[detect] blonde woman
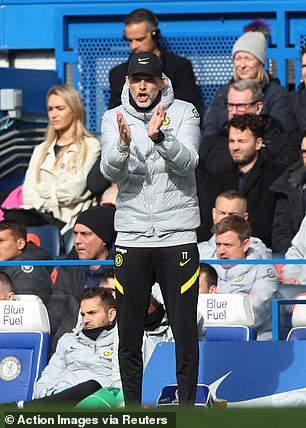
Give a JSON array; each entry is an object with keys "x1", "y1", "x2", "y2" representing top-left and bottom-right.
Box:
[
  {"x1": 22, "y1": 85, "x2": 100, "y2": 234},
  {"x1": 203, "y1": 19, "x2": 290, "y2": 138}
]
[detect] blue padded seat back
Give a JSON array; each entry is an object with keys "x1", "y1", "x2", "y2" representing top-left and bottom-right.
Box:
[
  {"x1": 197, "y1": 294, "x2": 256, "y2": 341},
  {"x1": 27, "y1": 224, "x2": 61, "y2": 258},
  {"x1": 287, "y1": 327, "x2": 306, "y2": 341},
  {"x1": 205, "y1": 325, "x2": 257, "y2": 342},
  {"x1": 157, "y1": 384, "x2": 212, "y2": 407},
  {"x1": 0, "y1": 332, "x2": 51, "y2": 403}
]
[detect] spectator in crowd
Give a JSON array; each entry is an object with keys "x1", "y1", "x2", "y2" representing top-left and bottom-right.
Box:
[
  {"x1": 212, "y1": 114, "x2": 283, "y2": 248},
  {"x1": 2, "y1": 287, "x2": 119, "y2": 410},
  {"x1": 283, "y1": 215, "x2": 306, "y2": 285},
  {"x1": 99, "y1": 267, "x2": 116, "y2": 296},
  {"x1": 101, "y1": 51, "x2": 201, "y2": 405},
  {"x1": 47, "y1": 205, "x2": 116, "y2": 352},
  {"x1": 0, "y1": 272, "x2": 15, "y2": 300},
  {"x1": 21, "y1": 84, "x2": 100, "y2": 235},
  {"x1": 198, "y1": 79, "x2": 299, "y2": 173},
  {"x1": 197, "y1": 263, "x2": 218, "y2": 340},
  {"x1": 87, "y1": 160, "x2": 118, "y2": 207},
  {"x1": 142, "y1": 295, "x2": 174, "y2": 368},
  {"x1": 108, "y1": 8, "x2": 203, "y2": 118},
  {"x1": 198, "y1": 190, "x2": 272, "y2": 259},
  {"x1": 0, "y1": 220, "x2": 53, "y2": 303},
  {"x1": 100, "y1": 183, "x2": 118, "y2": 207},
  {"x1": 288, "y1": 47, "x2": 306, "y2": 143},
  {"x1": 203, "y1": 19, "x2": 291, "y2": 139},
  {"x1": 0, "y1": 185, "x2": 23, "y2": 221},
  {"x1": 195, "y1": 167, "x2": 216, "y2": 242},
  {"x1": 86, "y1": 158, "x2": 111, "y2": 204},
  {"x1": 198, "y1": 263, "x2": 218, "y2": 294},
  {"x1": 271, "y1": 134, "x2": 306, "y2": 254},
  {"x1": 213, "y1": 215, "x2": 277, "y2": 340}
]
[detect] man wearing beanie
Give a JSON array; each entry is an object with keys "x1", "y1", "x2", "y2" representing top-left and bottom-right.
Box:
[
  {"x1": 203, "y1": 19, "x2": 292, "y2": 139},
  {"x1": 101, "y1": 51, "x2": 201, "y2": 406},
  {"x1": 47, "y1": 205, "x2": 116, "y2": 352}
]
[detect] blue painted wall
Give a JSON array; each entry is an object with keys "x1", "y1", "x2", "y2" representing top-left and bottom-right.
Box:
[
  {"x1": 1, "y1": 1, "x2": 306, "y2": 132},
  {"x1": 0, "y1": 68, "x2": 59, "y2": 114},
  {"x1": 143, "y1": 341, "x2": 306, "y2": 407}
]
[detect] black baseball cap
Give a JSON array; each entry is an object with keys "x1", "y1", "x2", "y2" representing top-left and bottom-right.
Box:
[{"x1": 127, "y1": 51, "x2": 163, "y2": 77}]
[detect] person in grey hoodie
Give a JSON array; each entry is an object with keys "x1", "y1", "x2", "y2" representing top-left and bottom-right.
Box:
[
  {"x1": 34, "y1": 287, "x2": 117, "y2": 400},
  {"x1": 100, "y1": 51, "x2": 201, "y2": 406},
  {"x1": 283, "y1": 215, "x2": 306, "y2": 285},
  {"x1": 2, "y1": 287, "x2": 118, "y2": 410},
  {"x1": 211, "y1": 215, "x2": 277, "y2": 340}
]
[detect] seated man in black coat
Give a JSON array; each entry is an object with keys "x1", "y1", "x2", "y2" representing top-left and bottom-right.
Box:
[
  {"x1": 271, "y1": 134, "x2": 306, "y2": 254},
  {"x1": 0, "y1": 220, "x2": 53, "y2": 304},
  {"x1": 47, "y1": 205, "x2": 116, "y2": 352},
  {"x1": 211, "y1": 114, "x2": 283, "y2": 248},
  {"x1": 198, "y1": 79, "x2": 299, "y2": 173},
  {"x1": 108, "y1": 8, "x2": 203, "y2": 119}
]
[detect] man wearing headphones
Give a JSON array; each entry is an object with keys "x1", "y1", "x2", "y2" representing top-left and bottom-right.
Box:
[{"x1": 109, "y1": 8, "x2": 203, "y2": 118}]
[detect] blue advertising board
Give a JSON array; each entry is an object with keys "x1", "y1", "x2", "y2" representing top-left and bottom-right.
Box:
[{"x1": 143, "y1": 341, "x2": 306, "y2": 407}]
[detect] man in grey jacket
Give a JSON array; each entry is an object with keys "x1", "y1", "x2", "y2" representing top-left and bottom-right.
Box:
[
  {"x1": 34, "y1": 287, "x2": 117, "y2": 399},
  {"x1": 212, "y1": 215, "x2": 277, "y2": 340},
  {"x1": 198, "y1": 190, "x2": 272, "y2": 260},
  {"x1": 1, "y1": 287, "x2": 118, "y2": 410},
  {"x1": 283, "y1": 215, "x2": 306, "y2": 285},
  {"x1": 101, "y1": 51, "x2": 201, "y2": 406}
]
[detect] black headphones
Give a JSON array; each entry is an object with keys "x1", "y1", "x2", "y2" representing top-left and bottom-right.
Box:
[{"x1": 123, "y1": 9, "x2": 161, "y2": 42}]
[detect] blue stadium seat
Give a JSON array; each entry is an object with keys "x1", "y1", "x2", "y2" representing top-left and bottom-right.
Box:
[
  {"x1": 286, "y1": 294, "x2": 306, "y2": 341},
  {"x1": 157, "y1": 384, "x2": 213, "y2": 407},
  {"x1": 205, "y1": 325, "x2": 257, "y2": 341},
  {"x1": 0, "y1": 332, "x2": 51, "y2": 403},
  {"x1": 277, "y1": 284, "x2": 306, "y2": 339},
  {"x1": 0, "y1": 296, "x2": 51, "y2": 403},
  {"x1": 287, "y1": 327, "x2": 306, "y2": 341},
  {"x1": 26, "y1": 224, "x2": 61, "y2": 258},
  {"x1": 197, "y1": 294, "x2": 256, "y2": 341}
]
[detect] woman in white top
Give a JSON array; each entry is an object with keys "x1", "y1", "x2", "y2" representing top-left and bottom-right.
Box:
[{"x1": 23, "y1": 85, "x2": 100, "y2": 234}]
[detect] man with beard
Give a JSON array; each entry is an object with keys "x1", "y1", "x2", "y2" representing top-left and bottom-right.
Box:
[
  {"x1": 212, "y1": 114, "x2": 283, "y2": 247},
  {"x1": 198, "y1": 79, "x2": 299, "y2": 174},
  {"x1": 1, "y1": 287, "x2": 119, "y2": 410},
  {"x1": 101, "y1": 51, "x2": 201, "y2": 406},
  {"x1": 196, "y1": 79, "x2": 298, "y2": 242}
]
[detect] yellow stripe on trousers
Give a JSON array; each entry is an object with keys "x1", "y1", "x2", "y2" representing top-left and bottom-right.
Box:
[{"x1": 181, "y1": 266, "x2": 200, "y2": 294}]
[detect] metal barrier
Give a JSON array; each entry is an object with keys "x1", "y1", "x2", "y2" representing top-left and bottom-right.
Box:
[{"x1": 2, "y1": 257, "x2": 306, "y2": 341}]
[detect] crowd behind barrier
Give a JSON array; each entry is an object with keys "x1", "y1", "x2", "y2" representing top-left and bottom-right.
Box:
[{"x1": 2, "y1": 257, "x2": 306, "y2": 341}]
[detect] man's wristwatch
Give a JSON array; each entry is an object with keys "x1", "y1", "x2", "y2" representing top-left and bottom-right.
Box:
[{"x1": 151, "y1": 131, "x2": 165, "y2": 144}]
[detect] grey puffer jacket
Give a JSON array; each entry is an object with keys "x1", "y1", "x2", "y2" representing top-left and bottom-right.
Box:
[
  {"x1": 100, "y1": 78, "x2": 201, "y2": 237},
  {"x1": 198, "y1": 234, "x2": 272, "y2": 260},
  {"x1": 283, "y1": 215, "x2": 306, "y2": 284},
  {"x1": 34, "y1": 326, "x2": 116, "y2": 398}
]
